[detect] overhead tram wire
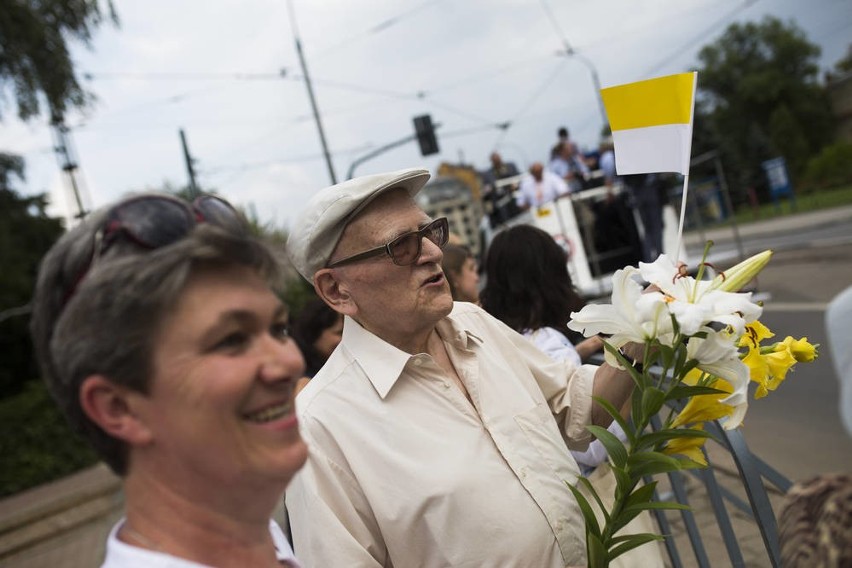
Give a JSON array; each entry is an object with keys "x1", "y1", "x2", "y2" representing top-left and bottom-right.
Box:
[
  {"x1": 310, "y1": 0, "x2": 446, "y2": 60},
  {"x1": 538, "y1": 0, "x2": 608, "y2": 128},
  {"x1": 492, "y1": 58, "x2": 568, "y2": 147}
]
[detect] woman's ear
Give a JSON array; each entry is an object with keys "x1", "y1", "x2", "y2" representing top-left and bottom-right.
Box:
[
  {"x1": 313, "y1": 269, "x2": 356, "y2": 317},
  {"x1": 79, "y1": 376, "x2": 153, "y2": 446}
]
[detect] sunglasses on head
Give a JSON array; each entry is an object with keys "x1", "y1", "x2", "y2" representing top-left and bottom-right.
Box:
[
  {"x1": 61, "y1": 194, "x2": 244, "y2": 311},
  {"x1": 327, "y1": 217, "x2": 449, "y2": 268}
]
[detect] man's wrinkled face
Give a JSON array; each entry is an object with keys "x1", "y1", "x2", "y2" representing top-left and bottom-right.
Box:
[{"x1": 329, "y1": 189, "x2": 453, "y2": 345}]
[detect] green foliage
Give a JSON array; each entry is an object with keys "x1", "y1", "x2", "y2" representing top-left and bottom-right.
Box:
[
  {"x1": 0, "y1": 381, "x2": 98, "y2": 497},
  {"x1": 693, "y1": 16, "x2": 834, "y2": 203},
  {"x1": 834, "y1": 44, "x2": 852, "y2": 74},
  {"x1": 0, "y1": 0, "x2": 119, "y2": 122},
  {"x1": 802, "y1": 142, "x2": 852, "y2": 190},
  {"x1": 0, "y1": 159, "x2": 65, "y2": 398}
]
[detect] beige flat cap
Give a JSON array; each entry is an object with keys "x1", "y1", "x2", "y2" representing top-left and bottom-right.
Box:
[{"x1": 287, "y1": 167, "x2": 431, "y2": 281}]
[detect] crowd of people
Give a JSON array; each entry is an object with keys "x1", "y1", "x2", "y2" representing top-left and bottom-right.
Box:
[
  {"x1": 31, "y1": 164, "x2": 652, "y2": 567},
  {"x1": 480, "y1": 125, "x2": 667, "y2": 264},
  {"x1": 29, "y1": 146, "x2": 850, "y2": 566}
]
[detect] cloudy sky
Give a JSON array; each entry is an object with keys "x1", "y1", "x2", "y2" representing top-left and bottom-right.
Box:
[{"x1": 2, "y1": 0, "x2": 850, "y2": 228}]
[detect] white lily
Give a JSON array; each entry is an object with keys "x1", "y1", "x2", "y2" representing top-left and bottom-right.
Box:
[
  {"x1": 685, "y1": 330, "x2": 750, "y2": 430},
  {"x1": 639, "y1": 255, "x2": 763, "y2": 336},
  {"x1": 568, "y1": 267, "x2": 673, "y2": 368}
]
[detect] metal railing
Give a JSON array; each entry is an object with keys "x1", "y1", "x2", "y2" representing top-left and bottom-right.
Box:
[{"x1": 587, "y1": 354, "x2": 791, "y2": 567}]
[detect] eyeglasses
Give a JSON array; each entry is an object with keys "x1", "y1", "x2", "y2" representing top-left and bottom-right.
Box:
[
  {"x1": 62, "y1": 194, "x2": 245, "y2": 310},
  {"x1": 327, "y1": 217, "x2": 449, "y2": 268}
]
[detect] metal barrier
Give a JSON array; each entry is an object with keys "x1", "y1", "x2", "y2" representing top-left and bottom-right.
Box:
[
  {"x1": 587, "y1": 354, "x2": 791, "y2": 567},
  {"x1": 647, "y1": 414, "x2": 790, "y2": 568}
]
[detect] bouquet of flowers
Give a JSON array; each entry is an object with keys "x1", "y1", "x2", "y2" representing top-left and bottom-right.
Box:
[{"x1": 565, "y1": 247, "x2": 818, "y2": 567}]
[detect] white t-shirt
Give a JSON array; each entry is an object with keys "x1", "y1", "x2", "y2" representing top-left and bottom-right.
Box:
[{"x1": 101, "y1": 518, "x2": 300, "y2": 567}]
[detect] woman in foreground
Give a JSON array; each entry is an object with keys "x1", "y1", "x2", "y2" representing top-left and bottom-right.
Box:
[{"x1": 31, "y1": 193, "x2": 307, "y2": 567}]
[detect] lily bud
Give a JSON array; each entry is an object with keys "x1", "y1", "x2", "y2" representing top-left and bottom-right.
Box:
[{"x1": 713, "y1": 250, "x2": 773, "y2": 293}]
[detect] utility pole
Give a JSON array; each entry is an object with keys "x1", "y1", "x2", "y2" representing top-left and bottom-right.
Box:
[
  {"x1": 286, "y1": 0, "x2": 337, "y2": 185},
  {"x1": 51, "y1": 120, "x2": 88, "y2": 219},
  {"x1": 179, "y1": 128, "x2": 199, "y2": 199}
]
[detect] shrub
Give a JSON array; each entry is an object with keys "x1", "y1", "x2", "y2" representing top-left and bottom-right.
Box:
[
  {"x1": 802, "y1": 142, "x2": 852, "y2": 190},
  {"x1": 0, "y1": 381, "x2": 98, "y2": 497}
]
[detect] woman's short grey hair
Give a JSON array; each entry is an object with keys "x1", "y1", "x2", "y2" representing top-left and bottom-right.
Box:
[{"x1": 30, "y1": 193, "x2": 286, "y2": 476}]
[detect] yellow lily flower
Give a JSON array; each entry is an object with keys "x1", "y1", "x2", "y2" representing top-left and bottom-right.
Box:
[
  {"x1": 738, "y1": 320, "x2": 774, "y2": 349},
  {"x1": 671, "y1": 373, "x2": 734, "y2": 428},
  {"x1": 742, "y1": 342, "x2": 797, "y2": 399},
  {"x1": 663, "y1": 426, "x2": 708, "y2": 466},
  {"x1": 781, "y1": 336, "x2": 818, "y2": 362}
]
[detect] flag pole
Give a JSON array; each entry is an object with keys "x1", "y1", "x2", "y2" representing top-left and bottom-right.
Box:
[
  {"x1": 674, "y1": 174, "x2": 689, "y2": 263},
  {"x1": 674, "y1": 72, "x2": 698, "y2": 265}
]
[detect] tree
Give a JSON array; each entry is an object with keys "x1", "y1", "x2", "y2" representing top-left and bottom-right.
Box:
[
  {"x1": 694, "y1": 16, "x2": 834, "y2": 204},
  {"x1": 0, "y1": 154, "x2": 65, "y2": 397},
  {"x1": 834, "y1": 44, "x2": 852, "y2": 74},
  {"x1": 0, "y1": 0, "x2": 118, "y2": 122}
]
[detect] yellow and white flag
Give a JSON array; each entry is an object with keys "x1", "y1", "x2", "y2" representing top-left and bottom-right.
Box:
[{"x1": 601, "y1": 72, "x2": 697, "y2": 175}]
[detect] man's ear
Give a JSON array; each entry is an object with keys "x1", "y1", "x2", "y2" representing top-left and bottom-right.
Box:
[
  {"x1": 79, "y1": 376, "x2": 153, "y2": 446},
  {"x1": 313, "y1": 268, "x2": 357, "y2": 317}
]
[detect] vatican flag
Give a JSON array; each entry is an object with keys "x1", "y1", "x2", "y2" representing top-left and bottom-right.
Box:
[{"x1": 601, "y1": 72, "x2": 697, "y2": 175}]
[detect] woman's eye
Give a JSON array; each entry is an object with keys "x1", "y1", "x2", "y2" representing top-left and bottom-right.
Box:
[
  {"x1": 214, "y1": 332, "x2": 249, "y2": 351},
  {"x1": 271, "y1": 322, "x2": 290, "y2": 341}
]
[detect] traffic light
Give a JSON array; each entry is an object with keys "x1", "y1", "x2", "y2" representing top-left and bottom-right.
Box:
[{"x1": 413, "y1": 114, "x2": 439, "y2": 156}]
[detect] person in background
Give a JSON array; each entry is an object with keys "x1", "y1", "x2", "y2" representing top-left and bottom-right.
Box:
[
  {"x1": 30, "y1": 193, "x2": 306, "y2": 567},
  {"x1": 549, "y1": 141, "x2": 591, "y2": 193},
  {"x1": 516, "y1": 161, "x2": 570, "y2": 211},
  {"x1": 599, "y1": 136, "x2": 617, "y2": 189},
  {"x1": 550, "y1": 126, "x2": 578, "y2": 160},
  {"x1": 777, "y1": 284, "x2": 852, "y2": 567},
  {"x1": 480, "y1": 224, "x2": 602, "y2": 365},
  {"x1": 623, "y1": 173, "x2": 665, "y2": 262},
  {"x1": 285, "y1": 167, "x2": 645, "y2": 567},
  {"x1": 480, "y1": 151, "x2": 522, "y2": 228},
  {"x1": 480, "y1": 223, "x2": 664, "y2": 567},
  {"x1": 292, "y1": 297, "x2": 344, "y2": 394},
  {"x1": 441, "y1": 243, "x2": 480, "y2": 304}
]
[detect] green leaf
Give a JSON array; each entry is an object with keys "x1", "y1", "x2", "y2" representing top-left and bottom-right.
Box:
[
  {"x1": 576, "y1": 476, "x2": 610, "y2": 525},
  {"x1": 627, "y1": 451, "x2": 685, "y2": 477},
  {"x1": 631, "y1": 388, "x2": 644, "y2": 431},
  {"x1": 665, "y1": 384, "x2": 727, "y2": 401},
  {"x1": 624, "y1": 481, "x2": 658, "y2": 509},
  {"x1": 641, "y1": 386, "x2": 667, "y2": 419},
  {"x1": 673, "y1": 343, "x2": 688, "y2": 376},
  {"x1": 590, "y1": 395, "x2": 635, "y2": 445},
  {"x1": 566, "y1": 481, "x2": 602, "y2": 539},
  {"x1": 623, "y1": 500, "x2": 691, "y2": 514},
  {"x1": 608, "y1": 533, "x2": 665, "y2": 562},
  {"x1": 603, "y1": 342, "x2": 645, "y2": 388},
  {"x1": 587, "y1": 533, "x2": 608, "y2": 568},
  {"x1": 611, "y1": 466, "x2": 633, "y2": 503},
  {"x1": 634, "y1": 428, "x2": 714, "y2": 452},
  {"x1": 587, "y1": 425, "x2": 629, "y2": 469},
  {"x1": 658, "y1": 344, "x2": 675, "y2": 369},
  {"x1": 676, "y1": 358, "x2": 700, "y2": 379}
]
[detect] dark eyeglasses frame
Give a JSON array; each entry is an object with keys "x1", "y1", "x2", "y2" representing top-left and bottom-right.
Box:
[
  {"x1": 327, "y1": 217, "x2": 449, "y2": 268},
  {"x1": 61, "y1": 193, "x2": 243, "y2": 312}
]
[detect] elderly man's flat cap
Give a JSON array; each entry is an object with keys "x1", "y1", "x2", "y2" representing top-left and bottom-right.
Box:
[{"x1": 287, "y1": 167, "x2": 431, "y2": 281}]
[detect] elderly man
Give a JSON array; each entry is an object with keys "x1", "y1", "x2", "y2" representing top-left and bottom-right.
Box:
[{"x1": 285, "y1": 168, "x2": 642, "y2": 567}]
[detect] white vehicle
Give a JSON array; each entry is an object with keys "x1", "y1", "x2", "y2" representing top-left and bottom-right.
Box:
[{"x1": 484, "y1": 174, "x2": 682, "y2": 299}]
